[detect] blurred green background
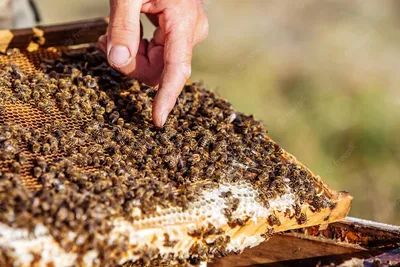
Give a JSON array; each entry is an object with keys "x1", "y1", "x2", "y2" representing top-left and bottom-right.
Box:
[{"x1": 33, "y1": 1, "x2": 400, "y2": 225}]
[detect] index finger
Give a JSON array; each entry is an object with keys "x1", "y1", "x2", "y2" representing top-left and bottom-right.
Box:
[{"x1": 152, "y1": 4, "x2": 197, "y2": 128}]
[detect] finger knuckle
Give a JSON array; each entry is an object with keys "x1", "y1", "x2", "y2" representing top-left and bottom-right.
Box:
[
  {"x1": 200, "y1": 17, "x2": 209, "y2": 40},
  {"x1": 108, "y1": 22, "x2": 137, "y2": 35},
  {"x1": 182, "y1": 64, "x2": 192, "y2": 79}
]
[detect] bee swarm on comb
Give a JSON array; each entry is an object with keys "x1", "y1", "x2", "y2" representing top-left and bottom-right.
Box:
[{"x1": 0, "y1": 47, "x2": 352, "y2": 266}]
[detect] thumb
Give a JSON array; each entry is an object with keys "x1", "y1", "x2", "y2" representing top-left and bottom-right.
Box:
[{"x1": 107, "y1": 0, "x2": 142, "y2": 68}]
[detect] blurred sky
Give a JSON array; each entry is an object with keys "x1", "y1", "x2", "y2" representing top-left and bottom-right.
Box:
[{"x1": 35, "y1": 0, "x2": 400, "y2": 225}]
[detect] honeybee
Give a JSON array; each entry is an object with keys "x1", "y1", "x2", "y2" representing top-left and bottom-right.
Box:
[
  {"x1": 109, "y1": 111, "x2": 120, "y2": 124},
  {"x1": 61, "y1": 144, "x2": 73, "y2": 154},
  {"x1": 15, "y1": 152, "x2": 28, "y2": 165},
  {"x1": 80, "y1": 101, "x2": 93, "y2": 115},
  {"x1": 229, "y1": 218, "x2": 246, "y2": 228},
  {"x1": 103, "y1": 156, "x2": 114, "y2": 167},
  {"x1": 9, "y1": 94, "x2": 20, "y2": 104},
  {"x1": 70, "y1": 94, "x2": 81, "y2": 105},
  {"x1": 38, "y1": 102, "x2": 52, "y2": 114},
  {"x1": 33, "y1": 166, "x2": 42, "y2": 178},
  {"x1": 0, "y1": 77, "x2": 11, "y2": 87},
  {"x1": 190, "y1": 154, "x2": 201, "y2": 164},
  {"x1": 268, "y1": 214, "x2": 281, "y2": 226},
  {"x1": 48, "y1": 83, "x2": 58, "y2": 93},
  {"x1": 57, "y1": 101, "x2": 69, "y2": 112},
  {"x1": 31, "y1": 89, "x2": 41, "y2": 100},
  {"x1": 223, "y1": 207, "x2": 233, "y2": 218},
  {"x1": 105, "y1": 101, "x2": 115, "y2": 113},
  {"x1": 54, "y1": 92, "x2": 67, "y2": 103},
  {"x1": 16, "y1": 89, "x2": 32, "y2": 102},
  {"x1": 58, "y1": 78, "x2": 69, "y2": 90},
  {"x1": 198, "y1": 135, "x2": 212, "y2": 148},
  {"x1": 293, "y1": 204, "x2": 301, "y2": 218},
  {"x1": 264, "y1": 190, "x2": 278, "y2": 200},
  {"x1": 189, "y1": 166, "x2": 201, "y2": 181},
  {"x1": 42, "y1": 143, "x2": 51, "y2": 155},
  {"x1": 85, "y1": 76, "x2": 97, "y2": 89},
  {"x1": 34, "y1": 157, "x2": 47, "y2": 171},
  {"x1": 158, "y1": 133, "x2": 169, "y2": 144},
  {"x1": 168, "y1": 154, "x2": 180, "y2": 169},
  {"x1": 183, "y1": 130, "x2": 197, "y2": 138},
  {"x1": 112, "y1": 153, "x2": 123, "y2": 163},
  {"x1": 31, "y1": 142, "x2": 41, "y2": 153},
  {"x1": 9, "y1": 161, "x2": 21, "y2": 173},
  {"x1": 230, "y1": 198, "x2": 240, "y2": 211},
  {"x1": 40, "y1": 172, "x2": 55, "y2": 187},
  {"x1": 57, "y1": 207, "x2": 69, "y2": 222},
  {"x1": 88, "y1": 90, "x2": 98, "y2": 102},
  {"x1": 10, "y1": 65, "x2": 23, "y2": 79},
  {"x1": 90, "y1": 154, "x2": 101, "y2": 167},
  {"x1": 0, "y1": 91, "x2": 12, "y2": 105},
  {"x1": 296, "y1": 212, "x2": 307, "y2": 225},
  {"x1": 0, "y1": 128, "x2": 12, "y2": 142},
  {"x1": 89, "y1": 144, "x2": 104, "y2": 154},
  {"x1": 67, "y1": 137, "x2": 79, "y2": 147},
  {"x1": 261, "y1": 228, "x2": 275, "y2": 239},
  {"x1": 57, "y1": 171, "x2": 66, "y2": 180},
  {"x1": 70, "y1": 109, "x2": 85, "y2": 119},
  {"x1": 98, "y1": 91, "x2": 108, "y2": 102},
  {"x1": 49, "y1": 140, "x2": 59, "y2": 153},
  {"x1": 94, "y1": 179, "x2": 113, "y2": 193}
]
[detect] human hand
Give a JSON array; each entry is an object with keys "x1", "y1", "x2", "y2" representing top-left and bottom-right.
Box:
[{"x1": 98, "y1": 0, "x2": 208, "y2": 127}]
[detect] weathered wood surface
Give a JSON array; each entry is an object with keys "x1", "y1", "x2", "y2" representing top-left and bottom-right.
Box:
[
  {"x1": 0, "y1": 18, "x2": 108, "y2": 53},
  {"x1": 209, "y1": 217, "x2": 400, "y2": 266}
]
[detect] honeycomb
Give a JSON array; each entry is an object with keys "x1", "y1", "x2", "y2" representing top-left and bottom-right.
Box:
[{"x1": 0, "y1": 46, "x2": 352, "y2": 266}]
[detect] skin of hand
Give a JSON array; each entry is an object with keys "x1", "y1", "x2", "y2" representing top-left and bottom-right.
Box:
[{"x1": 98, "y1": 0, "x2": 208, "y2": 128}]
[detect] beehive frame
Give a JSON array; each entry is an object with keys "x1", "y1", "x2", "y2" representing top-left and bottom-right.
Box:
[{"x1": 0, "y1": 18, "x2": 353, "y2": 266}]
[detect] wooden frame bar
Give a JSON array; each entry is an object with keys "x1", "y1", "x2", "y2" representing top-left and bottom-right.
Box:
[
  {"x1": 209, "y1": 217, "x2": 400, "y2": 266},
  {"x1": 0, "y1": 17, "x2": 108, "y2": 53}
]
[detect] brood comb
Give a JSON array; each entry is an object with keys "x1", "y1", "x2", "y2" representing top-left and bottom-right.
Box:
[{"x1": 0, "y1": 20, "x2": 352, "y2": 267}]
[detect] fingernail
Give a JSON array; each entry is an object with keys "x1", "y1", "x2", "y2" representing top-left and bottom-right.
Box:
[
  {"x1": 159, "y1": 110, "x2": 169, "y2": 127},
  {"x1": 108, "y1": 45, "x2": 131, "y2": 67}
]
